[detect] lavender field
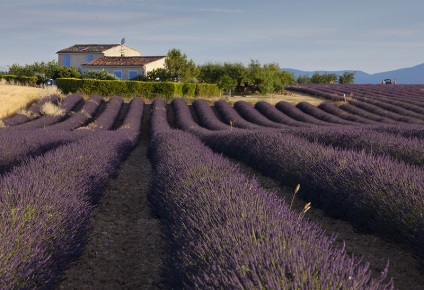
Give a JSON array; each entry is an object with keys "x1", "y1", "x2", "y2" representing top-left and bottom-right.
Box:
[{"x1": 1, "y1": 84, "x2": 423, "y2": 289}]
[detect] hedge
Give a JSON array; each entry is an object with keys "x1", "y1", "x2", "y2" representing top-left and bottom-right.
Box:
[
  {"x1": 0, "y1": 75, "x2": 38, "y2": 86},
  {"x1": 56, "y1": 78, "x2": 220, "y2": 99}
]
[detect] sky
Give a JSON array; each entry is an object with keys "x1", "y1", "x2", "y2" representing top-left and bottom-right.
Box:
[{"x1": 1, "y1": 0, "x2": 423, "y2": 74}]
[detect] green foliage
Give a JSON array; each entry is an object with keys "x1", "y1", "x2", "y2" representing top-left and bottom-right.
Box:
[
  {"x1": 338, "y1": 71, "x2": 355, "y2": 84},
  {"x1": 152, "y1": 82, "x2": 179, "y2": 100},
  {"x1": 198, "y1": 62, "x2": 225, "y2": 84},
  {"x1": 199, "y1": 60, "x2": 295, "y2": 94},
  {"x1": 223, "y1": 62, "x2": 246, "y2": 88},
  {"x1": 6, "y1": 61, "x2": 81, "y2": 84},
  {"x1": 56, "y1": 78, "x2": 83, "y2": 94},
  {"x1": 146, "y1": 68, "x2": 170, "y2": 82},
  {"x1": 299, "y1": 71, "x2": 355, "y2": 84},
  {"x1": 0, "y1": 75, "x2": 37, "y2": 86},
  {"x1": 56, "y1": 78, "x2": 213, "y2": 99},
  {"x1": 218, "y1": 75, "x2": 237, "y2": 95},
  {"x1": 182, "y1": 83, "x2": 197, "y2": 96},
  {"x1": 82, "y1": 70, "x2": 118, "y2": 80},
  {"x1": 311, "y1": 72, "x2": 338, "y2": 84},
  {"x1": 52, "y1": 66, "x2": 81, "y2": 79},
  {"x1": 246, "y1": 60, "x2": 295, "y2": 94},
  {"x1": 165, "y1": 48, "x2": 199, "y2": 83},
  {"x1": 195, "y1": 83, "x2": 220, "y2": 97},
  {"x1": 279, "y1": 70, "x2": 296, "y2": 90},
  {"x1": 297, "y1": 74, "x2": 311, "y2": 84}
]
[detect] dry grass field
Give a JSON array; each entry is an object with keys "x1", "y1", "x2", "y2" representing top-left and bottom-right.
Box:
[{"x1": 0, "y1": 82, "x2": 65, "y2": 119}]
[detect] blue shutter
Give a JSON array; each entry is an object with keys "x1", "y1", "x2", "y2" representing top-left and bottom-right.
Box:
[
  {"x1": 64, "y1": 55, "x2": 70, "y2": 67},
  {"x1": 86, "y1": 55, "x2": 93, "y2": 62},
  {"x1": 129, "y1": 70, "x2": 138, "y2": 79},
  {"x1": 113, "y1": 71, "x2": 122, "y2": 79}
]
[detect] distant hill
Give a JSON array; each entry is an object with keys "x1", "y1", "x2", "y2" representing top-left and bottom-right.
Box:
[{"x1": 282, "y1": 63, "x2": 424, "y2": 84}]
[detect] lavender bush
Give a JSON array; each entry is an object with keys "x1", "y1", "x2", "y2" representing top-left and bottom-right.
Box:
[
  {"x1": 192, "y1": 99, "x2": 232, "y2": 130},
  {"x1": 0, "y1": 130, "x2": 139, "y2": 288},
  {"x1": 48, "y1": 95, "x2": 103, "y2": 130},
  {"x1": 85, "y1": 96, "x2": 124, "y2": 130},
  {"x1": 214, "y1": 100, "x2": 265, "y2": 129},
  {"x1": 254, "y1": 101, "x2": 310, "y2": 127},
  {"x1": 148, "y1": 126, "x2": 393, "y2": 289},
  {"x1": 296, "y1": 101, "x2": 356, "y2": 125},
  {"x1": 275, "y1": 101, "x2": 332, "y2": 126},
  {"x1": 318, "y1": 102, "x2": 377, "y2": 124},
  {"x1": 233, "y1": 101, "x2": 289, "y2": 128},
  {"x1": 339, "y1": 103, "x2": 397, "y2": 124},
  {"x1": 182, "y1": 129, "x2": 424, "y2": 264}
]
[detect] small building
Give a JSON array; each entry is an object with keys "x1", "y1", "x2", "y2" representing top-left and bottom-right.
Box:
[{"x1": 56, "y1": 44, "x2": 166, "y2": 80}]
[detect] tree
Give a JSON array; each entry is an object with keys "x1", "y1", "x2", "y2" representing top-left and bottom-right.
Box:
[
  {"x1": 217, "y1": 75, "x2": 237, "y2": 96},
  {"x1": 146, "y1": 68, "x2": 169, "y2": 81},
  {"x1": 338, "y1": 71, "x2": 355, "y2": 84},
  {"x1": 198, "y1": 62, "x2": 225, "y2": 84},
  {"x1": 52, "y1": 66, "x2": 81, "y2": 79},
  {"x1": 164, "y1": 48, "x2": 199, "y2": 83},
  {"x1": 311, "y1": 72, "x2": 338, "y2": 84},
  {"x1": 223, "y1": 62, "x2": 247, "y2": 91},
  {"x1": 246, "y1": 59, "x2": 263, "y2": 93},
  {"x1": 7, "y1": 60, "x2": 82, "y2": 82},
  {"x1": 276, "y1": 70, "x2": 296, "y2": 93},
  {"x1": 297, "y1": 74, "x2": 311, "y2": 84}
]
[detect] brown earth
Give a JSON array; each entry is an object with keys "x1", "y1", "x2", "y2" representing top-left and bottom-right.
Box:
[{"x1": 58, "y1": 104, "x2": 424, "y2": 290}]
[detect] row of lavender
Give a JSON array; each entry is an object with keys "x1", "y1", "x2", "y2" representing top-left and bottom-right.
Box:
[
  {"x1": 171, "y1": 98, "x2": 424, "y2": 266},
  {"x1": 148, "y1": 98, "x2": 393, "y2": 289},
  {"x1": 286, "y1": 84, "x2": 424, "y2": 121},
  {"x1": 0, "y1": 95, "x2": 144, "y2": 288},
  {"x1": 189, "y1": 99, "x2": 424, "y2": 165},
  {"x1": 287, "y1": 84, "x2": 424, "y2": 103},
  {"x1": 202, "y1": 97, "x2": 424, "y2": 139},
  {"x1": 0, "y1": 96, "x2": 132, "y2": 174}
]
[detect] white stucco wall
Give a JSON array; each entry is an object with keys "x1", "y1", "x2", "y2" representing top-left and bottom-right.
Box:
[
  {"x1": 103, "y1": 46, "x2": 141, "y2": 57},
  {"x1": 143, "y1": 58, "x2": 166, "y2": 75},
  {"x1": 58, "y1": 53, "x2": 104, "y2": 71}
]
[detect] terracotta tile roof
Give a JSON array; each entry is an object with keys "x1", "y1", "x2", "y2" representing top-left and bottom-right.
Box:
[
  {"x1": 57, "y1": 44, "x2": 121, "y2": 53},
  {"x1": 83, "y1": 56, "x2": 166, "y2": 66}
]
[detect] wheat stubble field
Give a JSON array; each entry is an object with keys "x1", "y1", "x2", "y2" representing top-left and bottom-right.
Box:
[{"x1": 0, "y1": 84, "x2": 424, "y2": 289}]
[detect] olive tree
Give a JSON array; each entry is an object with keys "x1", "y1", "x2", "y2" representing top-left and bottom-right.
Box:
[
  {"x1": 338, "y1": 71, "x2": 355, "y2": 84},
  {"x1": 164, "y1": 48, "x2": 199, "y2": 82}
]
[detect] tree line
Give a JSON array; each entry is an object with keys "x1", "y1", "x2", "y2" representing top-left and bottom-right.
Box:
[{"x1": 2, "y1": 48, "x2": 355, "y2": 94}]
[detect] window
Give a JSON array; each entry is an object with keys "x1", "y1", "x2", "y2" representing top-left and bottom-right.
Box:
[
  {"x1": 129, "y1": 70, "x2": 138, "y2": 80},
  {"x1": 64, "y1": 55, "x2": 70, "y2": 67},
  {"x1": 113, "y1": 70, "x2": 122, "y2": 79},
  {"x1": 86, "y1": 54, "x2": 93, "y2": 62}
]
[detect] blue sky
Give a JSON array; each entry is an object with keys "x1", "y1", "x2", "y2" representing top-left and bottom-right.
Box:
[{"x1": 1, "y1": 0, "x2": 423, "y2": 74}]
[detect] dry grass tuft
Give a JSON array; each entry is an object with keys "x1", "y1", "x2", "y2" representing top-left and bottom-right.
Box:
[
  {"x1": 0, "y1": 82, "x2": 65, "y2": 119},
  {"x1": 16, "y1": 108, "x2": 39, "y2": 120},
  {"x1": 40, "y1": 102, "x2": 66, "y2": 117}
]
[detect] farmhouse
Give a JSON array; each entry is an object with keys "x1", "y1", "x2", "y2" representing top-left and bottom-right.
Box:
[{"x1": 56, "y1": 44, "x2": 166, "y2": 80}]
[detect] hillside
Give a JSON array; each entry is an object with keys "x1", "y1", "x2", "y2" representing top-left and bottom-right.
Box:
[{"x1": 283, "y1": 63, "x2": 424, "y2": 84}]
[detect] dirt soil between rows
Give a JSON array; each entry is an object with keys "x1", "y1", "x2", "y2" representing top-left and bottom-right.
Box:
[{"x1": 58, "y1": 104, "x2": 424, "y2": 290}]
